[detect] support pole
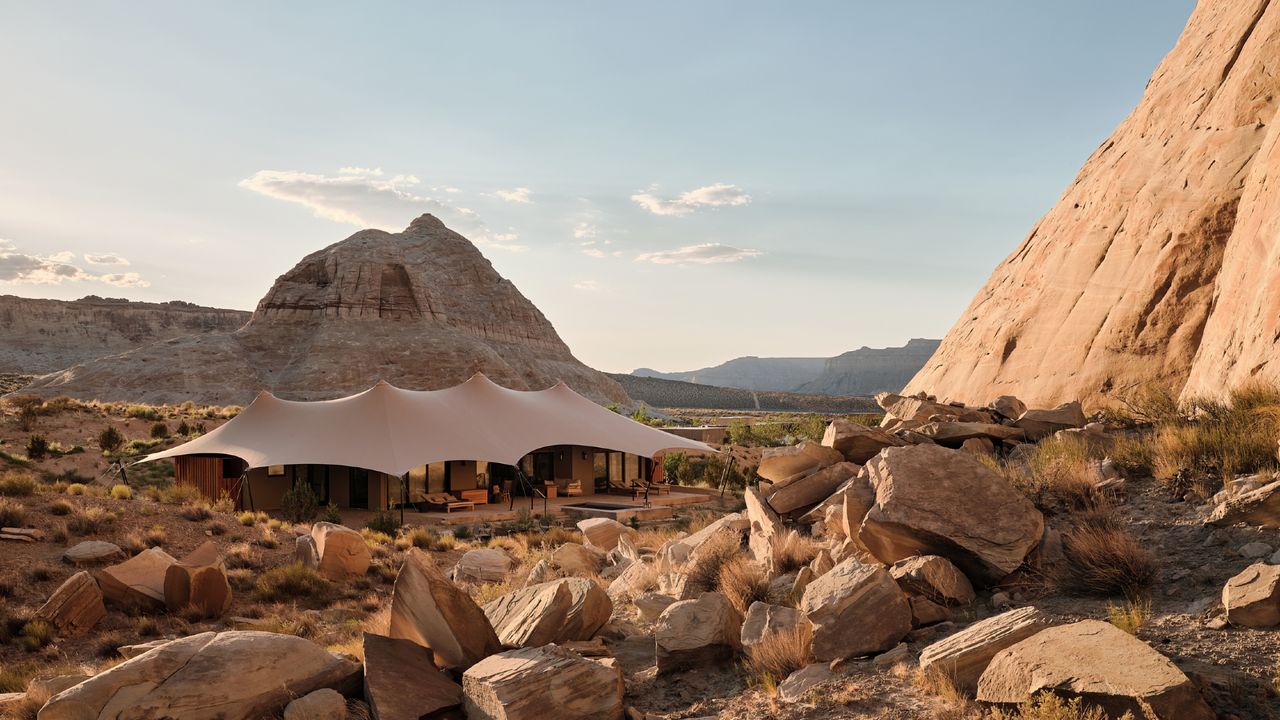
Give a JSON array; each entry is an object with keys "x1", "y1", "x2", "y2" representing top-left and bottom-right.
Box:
[{"x1": 400, "y1": 473, "x2": 407, "y2": 527}]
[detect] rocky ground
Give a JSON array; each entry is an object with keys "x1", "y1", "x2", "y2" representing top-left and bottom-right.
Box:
[{"x1": 2, "y1": 391, "x2": 1280, "y2": 719}]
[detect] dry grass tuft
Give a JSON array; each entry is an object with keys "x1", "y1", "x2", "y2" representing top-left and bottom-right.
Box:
[
  {"x1": 255, "y1": 563, "x2": 332, "y2": 604},
  {"x1": 0, "y1": 497, "x2": 26, "y2": 527},
  {"x1": 718, "y1": 556, "x2": 771, "y2": 615},
  {"x1": 471, "y1": 581, "x2": 511, "y2": 607},
  {"x1": 47, "y1": 497, "x2": 74, "y2": 516},
  {"x1": 772, "y1": 530, "x2": 819, "y2": 575},
  {"x1": 994, "y1": 435, "x2": 1104, "y2": 513},
  {"x1": 68, "y1": 506, "x2": 116, "y2": 534},
  {"x1": 179, "y1": 503, "x2": 213, "y2": 522},
  {"x1": 109, "y1": 484, "x2": 132, "y2": 500},
  {"x1": 987, "y1": 692, "x2": 1119, "y2": 720},
  {"x1": 745, "y1": 624, "x2": 811, "y2": 684},
  {"x1": 238, "y1": 510, "x2": 269, "y2": 526},
  {"x1": 0, "y1": 471, "x2": 37, "y2": 497},
  {"x1": 1106, "y1": 595, "x2": 1152, "y2": 635},
  {"x1": 685, "y1": 531, "x2": 742, "y2": 594},
  {"x1": 1056, "y1": 512, "x2": 1157, "y2": 597}
]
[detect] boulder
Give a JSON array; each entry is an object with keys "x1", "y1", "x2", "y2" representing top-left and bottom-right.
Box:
[
  {"x1": 977, "y1": 620, "x2": 1213, "y2": 720},
  {"x1": 766, "y1": 461, "x2": 861, "y2": 516},
  {"x1": 740, "y1": 601, "x2": 809, "y2": 659},
  {"x1": 916, "y1": 422, "x2": 1025, "y2": 448},
  {"x1": 551, "y1": 542, "x2": 600, "y2": 576},
  {"x1": 558, "y1": 577, "x2": 613, "y2": 641},
  {"x1": 34, "y1": 571, "x2": 105, "y2": 637},
  {"x1": 294, "y1": 534, "x2": 319, "y2": 569},
  {"x1": 1013, "y1": 401, "x2": 1087, "y2": 441},
  {"x1": 62, "y1": 540, "x2": 124, "y2": 565},
  {"x1": 821, "y1": 418, "x2": 907, "y2": 464},
  {"x1": 745, "y1": 486, "x2": 785, "y2": 566},
  {"x1": 283, "y1": 688, "x2": 345, "y2": 720},
  {"x1": 655, "y1": 592, "x2": 743, "y2": 674},
  {"x1": 523, "y1": 558, "x2": 552, "y2": 587},
  {"x1": 462, "y1": 644, "x2": 624, "y2": 720},
  {"x1": 918, "y1": 606, "x2": 1052, "y2": 694},
  {"x1": 606, "y1": 558, "x2": 656, "y2": 602},
  {"x1": 799, "y1": 558, "x2": 911, "y2": 661},
  {"x1": 680, "y1": 513, "x2": 748, "y2": 554},
  {"x1": 757, "y1": 441, "x2": 844, "y2": 483},
  {"x1": 117, "y1": 639, "x2": 169, "y2": 659},
  {"x1": 28, "y1": 675, "x2": 90, "y2": 700},
  {"x1": 163, "y1": 541, "x2": 232, "y2": 619},
  {"x1": 311, "y1": 522, "x2": 371, "y2": 581},
  {"x1": 910, "y1": 596, "x2": 951, "y2": 627},
  {"x1": 635, "y1": 593, "x2": 676, "y2": 622},
  {"x1": 363, "y1": 632, "x2": 463, "y2": 720},
  {"x1": 1223, "y1": 563, "x2": 1280, "y2": 628},
  {"x1": 484, "y1": 580, "x2": 572, "y2": 647},
  {"x1": 97, "y1": 547, "x2": 177, "y2": 611},
  {"x1": 577, "y1": 518, "x2": 636, "y2": 551},
  {"x1": 858, "y1": 445, "x2": 1044, "y2": 585},
  {"x1": 1207, "y1": 478, "x2": 1280, "y2": 528},
  {"x1": 453, "y1": 548, "x2": 515, "y2": 583},
  {"x1": 388, "y1": 547, "x2": 502, "y2": 671},
  {"x1": 878, "y1": 393, "x2": 991, "y2": 426},
  {"x1": 960, "y1": 437, "x2": 996, "y2": 456},
  {"x1": 890, "y1": 555, "x2": 976, "y2": 606},
  {"x1": 841, "y1": 472, "x2": 876, "y2": 539},
  {"x1": 990, "y1": 396, "x2": 1027, "y2": 421},
  {"x1": 38, "y1": 631, "x2": 360, "y2": 720},
  {"x1": 777, "y1": 663, "x2": 834, "y2": 704}
]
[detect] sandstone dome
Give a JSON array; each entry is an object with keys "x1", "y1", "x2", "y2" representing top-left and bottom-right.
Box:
[{"x1": 22, "y1": 215, "x2": 628, "y2": 405}]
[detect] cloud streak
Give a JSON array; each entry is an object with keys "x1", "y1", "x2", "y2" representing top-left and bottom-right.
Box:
[
  {"x1": 631, "y1": 183, "x2": 752, "y2": 216},
  {"x1": 239, "y1": 168, "x2": 525, "y2": 251},
  {"x1": 491, "y1": 187, "x2": 532, "y2": 204},
  {"x1": 84, "y1": 253, "x2": 129, "y2": 265},
  {"x1": 0, "y1": 240, "x2": 149, "y2": 287},
  {"x1": 634, "y1": 243, "x2": 763, "y2": 266}
]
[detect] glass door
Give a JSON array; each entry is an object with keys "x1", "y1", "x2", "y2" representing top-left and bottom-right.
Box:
[{"x1": 349, "y1": 467, "x2": 369, "y2": 509}]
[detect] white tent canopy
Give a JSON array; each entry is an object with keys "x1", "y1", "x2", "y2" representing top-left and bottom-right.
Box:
[{"x1": 139, "y1": 374, "x2": 717, "y2": 477}]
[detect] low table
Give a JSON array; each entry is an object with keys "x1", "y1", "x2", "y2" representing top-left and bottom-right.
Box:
[{"x1": 459, "y1": 489, "x2": 488, "y2": 505}]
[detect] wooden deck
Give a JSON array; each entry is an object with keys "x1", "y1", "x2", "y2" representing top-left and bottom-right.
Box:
[{"x1": 336, "y1": 488, "x2": 714, "y2": 528}]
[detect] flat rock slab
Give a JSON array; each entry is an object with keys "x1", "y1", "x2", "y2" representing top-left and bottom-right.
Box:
[
  {"x1": 918, "y1": 606, "x2": 1050, "y2": 693},
  {"x1": 891, "y1": 555, "x2": 976, "y2": 606},
  {"x1": 822, "y1": 418, "x2": 907, "y2": 464},
  {"x1": 463, "y1": 644, "x2": 624, "y2": 720},
  {"x1": 363, "y1": 632, "x2": 462, "y2": 720},
  {"x1": 98, "y1": 547, "x2": 177, "y2": 610},
  {"x1": 778, "y1": 663, "x2": 834, "y2": 703},
  {"x1": 977, "y1": 620, "x2": 1213, "y2": 719},
  {"x1": 484, "y1": 580, "x2": 572, "y2": 648},
  {"x1": 1208, "y1": 479, "x2": 1280, "y2": 528},
  {"x1": 800, "y1": 558, "x2": 910, "y2": 661},
  {"x1": 757, "y1": 441, "x2": 844, "y2": 484},
  {"x1": 62, "y1": 540, "x2": 125, "y2": 565},
  {"x1": 766, "y1": 461, "x2": 860, "y2": 516}
]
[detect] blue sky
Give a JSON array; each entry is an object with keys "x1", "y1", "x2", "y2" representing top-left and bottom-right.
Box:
[{"x1": 0, "y1": 1, "x2": 1195, "y2": 373}]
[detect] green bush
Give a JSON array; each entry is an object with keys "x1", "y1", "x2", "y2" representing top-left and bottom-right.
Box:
[
  {"x1": 97, "y1": 426, "x2": 125, "y2": 454},
  {"x1": 366, "y1": 509, "x2": 399, "y2": 536},
  {"x1": 175, "y1": 420, "x2": 191, "y2": 437},
  {"x1": 25, "y1": 435, "x2": 49, "y2": 461},
  {"x1": 324, "y1": 502, "x2": 341, "y2": 524},
  {"x1": 280, "y1": 481, "x2": 319, "y2": 524},
  {"x1": 149, "y1": 422, "x2": 170, "y2": 439},
  {"x1": 453, "y1": 524, "x2": 474, "y2": 540},
  {"x1": 126, "y1": 405, "x2": 162, "y2": 421}
]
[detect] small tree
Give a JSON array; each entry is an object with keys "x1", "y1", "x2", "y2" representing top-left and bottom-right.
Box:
[
  {"x1": 175, "y1": 420, "x2": 191, "y2": 437},
  {"x1": 150, "y1": 422, "x2": 170, "y2": 439},
  {"x1": 280, "y1": 481, "x2": 319, "y2": 524},
  {"x1": 98, "y1": 426, "x2": 125, "y2": 455},
  {"x1": 25, "y1": 435, "x2": 49, "y2": 461}
]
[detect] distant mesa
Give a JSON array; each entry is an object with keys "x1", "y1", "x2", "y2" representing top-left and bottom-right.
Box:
[
  {"x1": 632, "y1": 339, "x2": 938, "y2": 397},
  {"x1": 16, "y1": 214, "x2": 628, "y2": 405},
  {"x1": 908, "y1": 0, "x2": 1280, "y2": 407}
]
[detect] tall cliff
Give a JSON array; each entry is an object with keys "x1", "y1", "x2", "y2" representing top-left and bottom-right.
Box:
[
  {"x1": 906, "y1": 0, "x2": 1280, "y2": 407},
  {"x1": 21, "y1": 216, "x2": 629, "y2": 405},
  {"x1": 0, "y1": 295, "x2": 249, "y2": 374}
]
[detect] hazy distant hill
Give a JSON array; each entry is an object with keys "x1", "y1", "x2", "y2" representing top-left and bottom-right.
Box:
[
  {"x1": 798, "y1": 339, "x2": 941, "y2": 395},
  {"x1": 609, "y1": 373, "x2": 878, "y2": 413},
  {"x1": 633, "y1": 357, "x2": 826, "y2": 391},
  {"x1": 633, "y1": 339, "x2": 939, "y2": 396}
]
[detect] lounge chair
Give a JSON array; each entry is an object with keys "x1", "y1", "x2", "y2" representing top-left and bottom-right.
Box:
[
  {"x1": 422, "y1": 492, "x2": 475, "y2": 513},
  {"x1": 564, "y1": 479, "x2": 583, "y2": 497},
  {"x1": 606, "y1": 478, "x2": 643, "y2": 499}
]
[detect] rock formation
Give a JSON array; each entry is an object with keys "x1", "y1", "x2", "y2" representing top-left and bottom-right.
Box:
[
  {"x1": 19, "y1": 215, "x2": 628, "y2": 405},
  {"x1": 798, "y1": 339, "x2": 941, "y2": 395},
  {"x1": 0, "y1": 295, "x2": 249, "y2": 375},
  {"x1": 906, "y1": 0, "x2": 1280, "y2": 406}
]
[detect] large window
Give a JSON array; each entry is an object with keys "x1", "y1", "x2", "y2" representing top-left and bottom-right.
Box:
[{"x1": 428, "y1": 463, "x2": 449, "y2": 494}]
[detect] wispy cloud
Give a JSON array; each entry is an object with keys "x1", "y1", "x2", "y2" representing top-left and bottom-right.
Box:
[
  {"x1": 631, "y1": 183, "x2": 752, "y2": 216},
  {"x1": 0, "y1": 240, "x2": 149, "y2": 287},
  {"x1": 573, "y1": 279, "x2": 600, "y2": 291},
  {"x1": 491, "y1": 187, "x2": 532, "y2": 204},
  {"x1": 239, "y1": 168, "x2": 525, "y2": 251},
  {"x1": 84, "y1": 253, "x2": 130, "y2": 265},
  {"x1": 634, "y1": 243, "x2": 763, "y2": 265}
]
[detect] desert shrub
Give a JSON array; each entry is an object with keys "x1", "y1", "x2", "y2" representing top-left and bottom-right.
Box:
[
  {"x1": 686, "y1": 531, "x2": 742, "y2": 594},
  {"x1": 396, "y1": 526, "x2": 441, "y2": 551},
  {"x1": 179, "y1": 503, "x2": 212, "y2": 522},
  {"x1": 280, "y1": 481, "x2": 319, "y2": 524},
  {"x1": 1056, "y1": 513, "x2": 1157, "y2": 597},
  {"x1": 997, "y1": 435, "x2": 1103, "y2": 513},
  {"x1": 253, "y1": 527, "x2": 280, "y2": 549},
  {"x1": 175, "y1": 420, "x2": 191, "y2": 437},
  {"x1": 1104, "y1": 383, "x2": 1182, "y2": 428},
  {"x1": 471, "y1": 581, "x2": 511, "y2": 607},
  {"x1": 126, "y1": 405, "x2": 162, "y2": 421},
  {"x1": 109, "y1": 484, "x2": 132, "y2": 500},
  {"x1": 145, "y1": 525, "x2": 167, "y2": 547},
  {"x1": 1106, "y1": 596, "x2": 1152, "y2": 636},
  {"x1": 207, "y1": 521, "x2": 227, "y2": 536},
  {"x1": 1108, "y1": 432, "x2": 1155, "y2": 478},
  {"x1": 50, "y1": 522, "x2": 69, "y2": 543},
  {"x1": 324, "y1": 502, "x2": 342, "y2": 524},
  {"x1": 772, "y1": 530, "x2": 819, "y2": 575},
  {"x1": 988, "y1": 692, "x2": 1117, "y2": 720},
  {"x1": 152, "y1": 483, "x2": 203, "y2": 505},
  {"x1": 366, "y1": 510, "x2": 399, "y2": 536},
  {"x1": 97, "y1": 426, "x2": 125, "y2": 454},
  {"x1": 24, "y1": 435, "x2": 49, "y2": 461},
  {"x1": 212, "y1": 491, "x2": 236, "y2": 514},
  {"x1": 1148, "y1": 381, "x2": 1280, "y2": 495},
  {"x1": 361, "y1": 528, "x2": 394, "y2": 546},
  {"x1": 66, "y1": 483, "x2": 88, "y2": 496},
  {"x1": 453, "y1": 524, "x2": 474, "y2": 540},
  {"x1": 526, "y1": 526, "x2": 579, "y2": 550},
  {"x1": 745, "y1": 624, "x2": 812, "y2": 686},
  {"x1": 0, "y1": 497, "x2": 26, "y2": 527},
  {"x1": 238, "y1": 510, "x2": 269, "y2": 526},
  {"x1": 28, "y1": 565, "x2": 54, "y2": 582},
  {"x1": 509, "y1": 507, "x2": 535, "y2": 533},
  {"x1": 149, "y1": 422, "x2": 169, "y2": 439},
  {"x1": 48, "y1": 498, "x2": 73, "y2": 515},
  {"x1": 68, "y1": 506, "x2": 116, "y2": 534},
  {"x1": 19, "y1": 620, "x2": 54, "y2": 651},
  {"x1": 224, "y1": 543, "x2": 259, "y2": 570},
  {"x1": 718, "y1": 556, "x2": 771, "y2": 615},
  {"x1": 255, "y1": 562, "x2": 332, "y2": 603},
  {"x1": 121, "y1": 529, "x2": 147, "y2": 555},
  {"x1": 0, "y1": 471, "x2": 36, "y2": 496}
]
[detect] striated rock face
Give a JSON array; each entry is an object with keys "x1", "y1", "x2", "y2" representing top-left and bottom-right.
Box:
[
  {"x1": 799, "y1": 339, "x2": 941, "y2": 396},
  {"x1": 906, "y1": 0, "x2": 1280, "y2": 407},
  {"x1": 0, "y1": 295, "x2": 248, "y2": 375},
  {"x1": 20, "y1": 215, "x2": 628, "y2": 404}
]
